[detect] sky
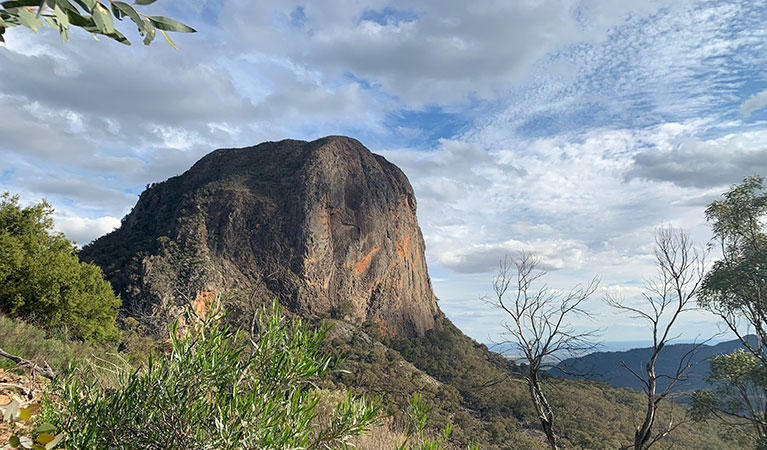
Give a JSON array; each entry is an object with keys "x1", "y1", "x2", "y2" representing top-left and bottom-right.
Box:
[{"x1": 1, "y1": 0, "x2": 766, "y2": 344}]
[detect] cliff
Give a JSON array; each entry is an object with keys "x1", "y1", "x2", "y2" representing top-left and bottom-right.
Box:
[{"x1": 81, "y1": 136, "x2": 441, "y2": 337}]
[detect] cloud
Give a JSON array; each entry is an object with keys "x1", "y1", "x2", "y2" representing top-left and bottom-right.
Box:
[
  {"x1": 434, "y1": 238, "x2": 588, "y2": 274},
  {"x1": 54, "y1": 214, "x2": 121, "y2": 247},
  {"x1": 626, "y1": 130, "x2": 767, "y2": 188},
  {"x1": 741, "y1": 89, "x2": 767, "y2": 117},
  {"x1": 220, "y1": 0, "x2": 670, "y2": 107}
]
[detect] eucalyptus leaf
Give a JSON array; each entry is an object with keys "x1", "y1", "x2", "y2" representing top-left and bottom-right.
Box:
[
  {"x1": 148, "y1": 15, "x2": 195, "y2": 33},
  {"x1": 105, "y1": 28, "x2": 130, "y2": 45},
  {"x1": 132, "y1": 0, "x2": 157, "y2": 4},
  {"x1": 159, "y1": 28, "x2": 175, "y2": 49},
  {"x1": 141, "y1": 17, "x2": 154, "y2": 45},
  {"x1": 112, "y1": 1, "x2": 142, "y2": 32},
  {"x1": 91, "y1": 2, "x2": 113, "y2": 34},
  {"x1": 53, "y1": 2, "x2": 68, "y2": 41},
  {"x1": 13, "y1": 6, "x2": 44, "y2": 31}
]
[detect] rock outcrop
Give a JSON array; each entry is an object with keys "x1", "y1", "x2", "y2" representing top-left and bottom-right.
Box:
[{"x1": 82, "y1": 136, "x2": 441, "y2": 337}]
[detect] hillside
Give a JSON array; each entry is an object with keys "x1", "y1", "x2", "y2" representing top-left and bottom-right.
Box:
[
  {"x1": 0, "y1": 136, "x2": 743, "y2": 449},
  {"x1": 552, "y1": 338, "x2": 751, "y2": 393}
]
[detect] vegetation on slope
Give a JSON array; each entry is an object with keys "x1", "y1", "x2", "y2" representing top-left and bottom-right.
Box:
[{"x1": 0, "y1": 193, "x2": 120, "y2": 342}]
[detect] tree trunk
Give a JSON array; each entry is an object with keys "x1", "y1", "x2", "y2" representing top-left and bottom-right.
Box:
[
  {"x1": 634, "y1": 361, "x2": 657, "y2": 450},
  {"x1": 528, "y1": 371, "x2": 558, "y2": 450}
]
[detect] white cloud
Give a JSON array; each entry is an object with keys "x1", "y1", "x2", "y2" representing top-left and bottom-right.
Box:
[
  {"x1": 741, "y1": 89, "x2": 767, "y2": 117},
  {"x1": 54, "y1": 214, "x2": 121, "y2": 247}
]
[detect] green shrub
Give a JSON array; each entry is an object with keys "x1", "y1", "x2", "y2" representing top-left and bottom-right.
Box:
[
  {"x1": 0, "y1": 193, "x2": 120, "y2": 342},
  {"x1": 43, "y1": 301, "x2": 382, "y2": 449}
]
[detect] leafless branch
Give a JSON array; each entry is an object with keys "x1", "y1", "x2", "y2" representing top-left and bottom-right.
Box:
[{"x1": 0, "y1": 346, "x2": 54, "y2": 380}]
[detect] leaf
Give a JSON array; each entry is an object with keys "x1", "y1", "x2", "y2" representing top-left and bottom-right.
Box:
[
  {"x1": 9, "y1": 435, "x2": 20, "y2": 448},
  {"x1": 35, "y1": 423, "x2": 56, "y2": 434},
  {"x1": 110, "y1": 1, "x2": 123, "y2": 19},
  {"x1": 72, "y1": 0, "x2": 94, "y2": 11},
  {"x1": 132, "y1": 0, "x2": 157, "y2": 4},
  {"x1": 159, "y1": 28, "x2": 176, "y2": 50},
  {"x1": 42, "y1": 15, "x2": 56, "y2": 28},
  {"x1": 148, "y1": 15, "x2": 195, "y2": 33},
  {"x1": 141, "y1": 17, "x2": 154, "y2": 45},
  {"x1": 1, "y1": 399, "x2": 20, "y2": 421},
  {"x1": 53, "y1": 2, "x2": 69, "y2": 41},
  {"x1": 111, "y1": 1, "x2": 142, "y2": 32},
  {"x1": 91, "y1": 2, "x2": 113, "y2": 34},
  {"x1": 36, "y1": 433, "x2": 55, "y2": 445},
  {"x1": 44, "y1": 433, "x2": 64, "y2": 449},
  {"x1": 18, "y1": 436, "x2": 33, "y2": 448},
  {"x1": 105, "y1": 28, "x2": 130, "y2": 45},
  {"x1": 65, "y1": 8, "x2": 92, "y2": 27},
  {"x1": 14, "y1": 7, "x2": 44, "y2": 32},
  {"x1": 18, "y1": 408, "x2": 31, "y2": 421},
  {"x1": 35, "y1": 0, "x2": 45, "y2": 17}
]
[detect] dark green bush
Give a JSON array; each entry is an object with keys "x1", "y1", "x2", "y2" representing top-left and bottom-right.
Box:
[{"x1": 0, "y1": 193, "x2": 120, "y2": 342}]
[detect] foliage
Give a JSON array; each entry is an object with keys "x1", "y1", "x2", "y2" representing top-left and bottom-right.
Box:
[
  {"x1": 699, "y1": 175, "x2": 767, "y2": 360},
  {"x1": 0, "y1": 193, "x2": 120, "y2": 342},
  {"x1": 0, "y1": 0, "x2": 196, "y2": 48},
  {"x1": 1, "y1": 400, "x2": 64, "y2": 450},
  {"x1": 42, "y1": 301, "x2": 382, "y2": 449},
  {"x1": 693, "y1": 176, "x2": 767, "y2": 447},
  {"x1": 691, "y1": 349, "x2": 767, "y2": 448},
  {"x1": 397, "y1": 393, "x2": 476, "y2": 450}
]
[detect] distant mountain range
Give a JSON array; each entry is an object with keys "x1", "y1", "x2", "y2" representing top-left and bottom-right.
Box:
[{"x1": 550, "y1": 337, "x2": 754, "y2": 393}]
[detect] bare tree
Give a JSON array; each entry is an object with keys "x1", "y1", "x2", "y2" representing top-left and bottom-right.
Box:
[
  {"x1": 485, "y1": 252, "x2": 599, "y2": 450},
  {"x1": 605, "y1": 227, "x2": 708, "y2": 450}
]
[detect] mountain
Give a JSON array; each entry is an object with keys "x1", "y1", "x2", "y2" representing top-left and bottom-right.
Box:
[
  {"x1": 552, "y1": 337, "x2": 752, "y2": 393},
  {"x1": 76, "y1": 136, "x2": 740, "y2": 448},
  {"x1": 81, "y1": 136, "x2": 440, "y2": 337}
]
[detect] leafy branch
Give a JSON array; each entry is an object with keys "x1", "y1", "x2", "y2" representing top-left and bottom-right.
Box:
[{"x1": 0, "y1": 0, "x2": 196, "y2": 48}]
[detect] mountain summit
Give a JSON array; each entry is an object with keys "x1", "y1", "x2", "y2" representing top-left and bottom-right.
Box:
[{"x1": 82, "y1": 136, "x2": 441, "y2": 337}]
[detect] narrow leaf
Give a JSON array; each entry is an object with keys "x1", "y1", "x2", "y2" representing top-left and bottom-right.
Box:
[
  {"x1": 132, "y1": 0, "x2": 157, "y2": 4},
  {"x1": 112, "y1": 1, "x2": 142, "y2": 32},
  {"x1": 159, "y1": 28, "x2": 176, "y2": 49},
  {"x1": 53, "y1": 2, "x2": 68, "y2": 41},
  {"x1": 141, "y1": 17, "x2": 154, "y2": 45},
  {"x1": 148, "y1": 15, "x2": 195, "y2": 33}
]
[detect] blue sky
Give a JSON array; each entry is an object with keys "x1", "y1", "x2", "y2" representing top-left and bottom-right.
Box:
[{"x1": 1, "y1": 0, "x2": 766, "y2": 343}]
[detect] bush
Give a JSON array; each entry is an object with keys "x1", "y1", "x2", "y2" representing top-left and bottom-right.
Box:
[
  {"x1": 0, "y1": 193, "x2": 120, "y2": 342},
  {"x1": 43, "y1": 301, "x2": 382, "y2": 449}
]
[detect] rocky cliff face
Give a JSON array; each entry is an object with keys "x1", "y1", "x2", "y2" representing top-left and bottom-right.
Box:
[{"x1": 82, "y1": 136, "x2": 441, "y2": 337}]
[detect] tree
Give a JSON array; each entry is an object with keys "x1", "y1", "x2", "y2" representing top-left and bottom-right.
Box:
[
  {"x1": 0, "y1": 0, "x2": 195, "y2": 48},
  {"x1": 0, "y1": 193, "x2": 120, "y2": 342},
  {"x1": 691, "y1": 175, "x2": 767, "y2": 447},
  {"x1": 605, "y1": 227, "x2": 707, "y2": 450},
  {"x1": 485, "y1": 252, "x2": 599, "y2": 450},
  {"x1": 690, "y1": 349, "x2": 767, "y2": 448}
]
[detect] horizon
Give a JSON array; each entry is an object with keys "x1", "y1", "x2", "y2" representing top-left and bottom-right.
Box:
[{"x1": 1, "y1": 1, "x2": 766, "y2": 342}]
